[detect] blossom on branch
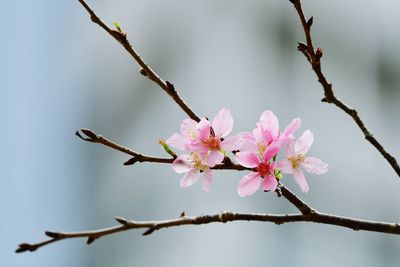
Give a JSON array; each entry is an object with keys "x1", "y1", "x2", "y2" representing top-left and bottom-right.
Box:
[
  {"x1": 277, "y1": 130, "x2": 328, "y2": 193},
  {"x1": 172, "y1": 152, "x2": 215, "y2": 192},
  {"x1": 168, "y1": 108, "x2": 242, "y2": 191}
]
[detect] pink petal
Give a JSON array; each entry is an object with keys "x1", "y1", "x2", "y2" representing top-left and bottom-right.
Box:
[
  {"x1": 212, "y1": 108, "x2": 233, "y2": 138},
  {"x1": 180, "y1": 118, "x2": 197, "y2": 136},
  {"x1": 221, "y1": 134, "x2": 244, "y2": 152},
  {"x1": 277, "y1": 159, "x2": 293, "y2": 174},
  {"x1": 262, "y1": 138, "x2": 285, "y2": 161},
  {"x1": 201, "y1": 169, "x2": 213, "y2": 192},
  {"x1": 260, "y1": 110, "x2": 279, "y2": 137},
  {"x1": 180, "y1": 170, "x2": 199, "y2": 188},
  {"x1": 252, "y1": 123, "x2": 264, "y2": 144},
  {"x1": 198, "y1": 119, "x2": 211, "y2": 140},
  {"x1": 282, "y1": 117, "x2": 302, "y2": 139},
  {"x1": 292, "y1": 168, "x2": 309, "y2": 193},
  {"x1": 237, "y1": 132, "x2": 257, "y2": 151},
  {"x1": 166, "y1": 133, "x2": 186, "y2": 150},
  {"x1": 302, "y1": 156, "x2": 328, "y2": 174},
  {"x1": 238, "y1": 172, "x2": 261, "y2": 197},
  {"x1": 235, "y1": 152, "x2": 260, "y2": 168},
  {"x1": 295, "y1": 130, "x2": 314, "y2": 154},
  {"x1": 286, "y1": 140, "x2": 295, "y2": 157},
  {"x1": 262, "y1": 173, "x2": 278, "y2": 191},
  {"x1": 206, "y1": 150, "x2": 224, "y2": 167},
  {"x1": 172, "y1": 155, "x2": 193, "y2": 173}
]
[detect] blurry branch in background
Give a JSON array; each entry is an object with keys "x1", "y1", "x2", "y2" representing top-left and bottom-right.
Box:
[
  {"x1": 290, "y1": 0, "x2": 400, "y2": 177},
  {"x1": 77, "y1": 0, "x2": 200, "y2": 122},
  {"x1": 15, "y1": 0, "x2": 400, "y2": 254},
  {"x1": 15, "y1": 184, "x2": 400, "y2": 253}
]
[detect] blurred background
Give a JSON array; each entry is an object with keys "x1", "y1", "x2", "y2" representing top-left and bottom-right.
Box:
[{"x1": 2, "y1": 0, "x2": 400, "y2": 266}]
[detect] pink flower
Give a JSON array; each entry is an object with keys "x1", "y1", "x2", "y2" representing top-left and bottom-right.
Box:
[
  {"x1": 172, "y1": 152, "x2": 215, "y2": 192},
  {"x1": 238, "y1": 110, "x2": 301, "y2": 156},
  {"x1": 235, "y1": 141, "x2": 283, "y2": 197},
  {"x1": 167, "y1": 108, "x2": 240, "y2": 166},
  {"x1": 277, "y1": 130, "x2": 328, "y2": 193}
]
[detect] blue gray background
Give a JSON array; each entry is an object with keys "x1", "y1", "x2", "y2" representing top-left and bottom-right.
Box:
[{"x1": 3, "y1": 0, "x2": 400, "y2": 266}]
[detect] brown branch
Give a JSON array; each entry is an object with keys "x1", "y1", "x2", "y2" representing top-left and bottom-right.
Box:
[
  {"x1": 279, "y1": 185, "x2": 314, "y2": 215},
  {"x1": 291, "y1": 0, "x2": 400, "y2": 177},
  {"x1": 16, "y1": 209, "x2": 400, "y2": 253},
  {"x1": 76, "y1": 128, "x2": 250, "y2": 170},
  {"x1": 77, "y1": 0, "x2": 200, "y2": 122}
]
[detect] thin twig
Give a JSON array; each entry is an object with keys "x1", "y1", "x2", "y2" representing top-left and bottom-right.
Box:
[
  {"x1": 77, "y1": 0, "x2": 200, "y2": 122},
  {"x1": 16, "y1": 209, "x2": 400, "y2": 253},
  {"x1": 291, "y1": 0, "x2": 400, "y2": 177},
  {"x1": 76, "y1": 128, "x2": 250, "y2": 170}
]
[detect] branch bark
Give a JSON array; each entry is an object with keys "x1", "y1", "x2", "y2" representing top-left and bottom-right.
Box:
[
  {"x1": 16, "y1": 208, "x2": 400, "y2": 253},
  {"x1": 77, "y1": 0, "x2": 200, "y2": 122},
  {"x1": 291, "y1": 0, "x2": 400, "y2": 177}
]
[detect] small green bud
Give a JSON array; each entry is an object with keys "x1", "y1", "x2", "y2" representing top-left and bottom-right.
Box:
[
  {"x1": 159, "y1": 139, "x2": 176, "y2": 158},
  {"x1": 113, "y1": 21, "x2": 122, "y2": 32}
]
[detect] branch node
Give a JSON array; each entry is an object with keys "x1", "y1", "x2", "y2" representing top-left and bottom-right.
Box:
[
  {"x1": 115, "y1": 216, "x2": 129, "y2": 225},
  {"x1": 306, "y1": 16, "x2": 314, "y2": 28},
  {"x1": 166, "y1": 81, "x2": 176, "y2": 95},
  {"x1": 315, "y1": 47, "x2": 323, "y2": 61},
  {"x1": 142, "y1": 228, "x2": 155, "y2": 236},
  {"x1": 124, "y1": 157, "x2": 138, "y2": 165},
  {"x1": 45, "y1": 231, "x2": 62, "y2": 239},
  {"x1": 15, "y1": 243, "x2": 37, "y2": 253},
  {"x1": 218, "y1": 212, "x2": 234, "y2": 223},
  {"x1": 86, "y1": 236, "x2": 96, "y2": 245},
  {"x1": 139, "y1": 68, "x2": 148, "y2": 76}
]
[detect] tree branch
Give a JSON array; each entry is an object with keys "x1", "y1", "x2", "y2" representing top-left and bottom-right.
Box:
[
  {"x1": 77, "y1": 0, "x2": 200, "y2": 122},
  {"x1": 75, "y1": 128, "x2": 250, "y2": 170},
  {"x1": 16, "y1": 209, "x2": 400, "y2": 253},
  {"x1": 290, "y1": 0, "x2": 400, "y2": 178}
]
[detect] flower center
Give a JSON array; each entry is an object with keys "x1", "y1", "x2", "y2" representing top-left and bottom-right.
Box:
[
  {"x1": 257, "y1": 161, "x2": 271, "y2": 177},
  {"x1": 288, "y1": 153, "x2": 305, "y2": 169},
  {"x1": 257, "y1": 143, "x2": 267, "y2": 156},
  {"x1": 202, "y1": 136, "x2": 221, "y2": 151},
  {"x1": 191, "y1": 153, "x2": 207, "y2": 172}
]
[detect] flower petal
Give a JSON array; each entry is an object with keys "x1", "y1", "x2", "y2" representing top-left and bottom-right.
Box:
[
  {"x1": 262, "y1": 173, "x2": 278, "y2": 192},
  {"x1": 201, "y1": 169, "x2": 213, "y2": 192},
  {"x1": 180, "y1": 170, "x2": 199, "y2": 188},
  {"x1": 198, "y1": 119, "x2": 211, "y2": 140},
  {"x1": 166, "y1": 133, "x2": 186, "y2": 150},
  {"x1": 295, "y1": 130, "x2": 314, "y2": 154},
  {"x1": 221, "y1": 133, "x2": 244, "y2": 152},
  {"x1": 172, "y1": 155, "x2": 192, "y2": 173},
  {"x1": 302, "y1": 156, "x2": 328, "y2": 174},
  {"x1": 206, "y1": 150, "x2": 224, "y2": 167},
  {"x1": 237, "y1": 132, "x2": 257, "y2": 151},
  {"x1": 262, "y1": 138, "x2": 285, "y2": 161},
  {"x1": 238, "y1": 172, "x2": 261, "y2": 197},
  {"x1": 180, "y1": 118, "x2": 197, "y2": 136},
  {"x1": 292, "y1": 168, "x2": 309, "y2": 193},
  {"x1": 282, "y1": 117, "x2": 302, "y2": 139},
  {"x1": 235, "y1": 152, "x2": 260, "y2": 168},
  {"x1": 277, "y1": 159, "x2": 293, "y2": 174},
  {"x1": 286, "y1": 140, "x2": 295, "y2": 157},
  {"x1": 212, "y1": 108, "x2": 233, "y2": 137},
  {"x1": 252, "y1": 123, "x2": 264, "y2": 144},
  {"x1": 260, "y1": 110, "x2": 279, "y2": 137}
]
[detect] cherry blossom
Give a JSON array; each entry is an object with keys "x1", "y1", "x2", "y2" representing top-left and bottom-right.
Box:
[
  {"x1": 167, "y1": 108, "x2": 240, "y2": 166},
  {"x1": 277, "y1": 130, "x2": 328, "y2": 193},
  {"x1": 235, "y1": 141, "x2": 283, "y2": 197},
  {"x1": 171, "y1": 152, "x2": 215, "y2": 192}
]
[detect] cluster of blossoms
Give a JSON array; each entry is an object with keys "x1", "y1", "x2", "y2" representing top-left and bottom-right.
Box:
[{"x1": 166, "y1": 109, "x2": 328, "y2": 197}]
